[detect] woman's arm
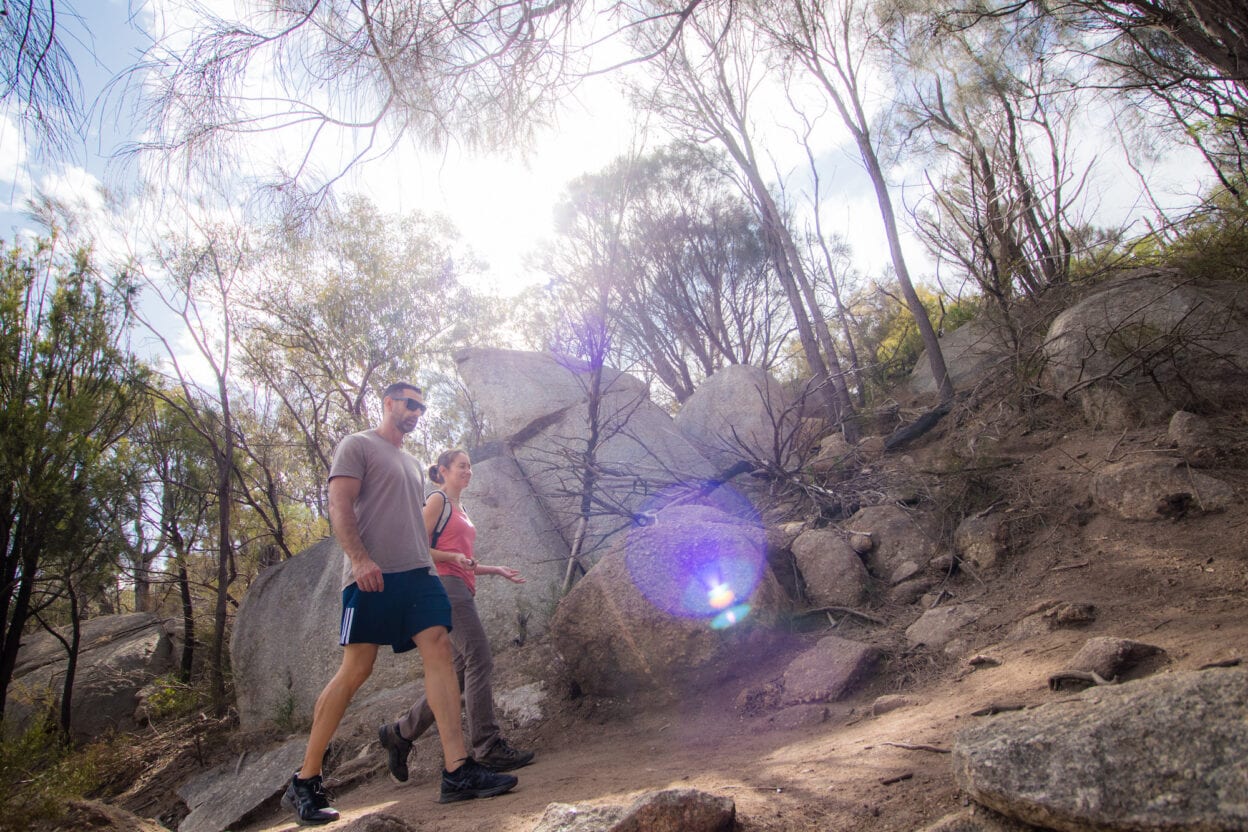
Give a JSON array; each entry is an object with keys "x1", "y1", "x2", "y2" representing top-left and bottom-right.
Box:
[{"x1": 474, "y1": 564, "x2": 525, "y2": 583}]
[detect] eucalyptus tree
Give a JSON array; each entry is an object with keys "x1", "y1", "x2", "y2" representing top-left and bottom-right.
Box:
[
  {"x1": 889, "y1": 7, "x2": 1092, "y2": 323},
  {"x1": 544, "y1": 144, "x2": 792, "y2": 403},
  {"x1": 30, "y1": 447, "x2": 135, "y2": 735},
  {"x1": 125, "y1": 398, "x2": 217, "y2": 681},
  {"x1": 0, "y1": 235, "x2": 146, "y2": 721},
  {"x1": 134, "y1": 0, "x2": 583, "y2": 208},
  {"x1": 949, "y1": 0, "x2": 1248, "y2": 195},
  {"x1": 637, "y1": 11, "x2": 861, "y2": 435},
  {"x1": 750, "y1": 0, "x2": 954, "y2": 403},
  {"x1": 125, "y1": 222, "x2": 251, "y2": 714},
  {"x1": 238, "y1": 196, "x2": 484, "y2": 517},
  {"x1": 1031, "y1": 0, "x2": 1247, "y2": 95}
]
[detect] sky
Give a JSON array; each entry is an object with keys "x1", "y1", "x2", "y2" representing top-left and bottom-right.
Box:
[
  {"x1": 0, "y1": 1, "x2": 1209, "y2": 308},
  {"x1": 0, "y1": 0, "x2": 650, "y2": 296}
]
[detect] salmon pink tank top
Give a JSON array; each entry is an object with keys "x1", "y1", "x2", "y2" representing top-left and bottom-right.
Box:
[{"x1": 431, "y1": 493, "x2": 477, "y2": 594}]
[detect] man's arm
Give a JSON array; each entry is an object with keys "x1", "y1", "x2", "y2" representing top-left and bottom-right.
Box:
[{"x1": 329, "y1": 475, "x2": 384, "y2": 592}]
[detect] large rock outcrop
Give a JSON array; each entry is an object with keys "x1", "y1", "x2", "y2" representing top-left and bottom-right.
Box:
[
  {"x1": 550, "y1": 504, "x2": 786, "y2": 697},
  {"x1": 954, "y1": 667, "x2": 1248, "y2": 831},
  {"x1": 674, "y1": 364, "x2": 795, "y2": 472},
  {"x1": 457, "y1": 348, "x2": 715, "y2": 564},
  {"x1": 7, "y1": 612, "x2": 175, "y2": 741},
  {"x1": 229, "y1": 538, "x2": 415, "y2": 729},
  {"x1": 454, "y1": 347, "x2": 650, "y2": 440},
  {"x1": 177, "y1": 737, "x2": 306, "y2": 832},
  {"x1": 909, "y1": 318, "x2": 1014, "y2": 397},
  {"x1": 1043, "y1": 272, "x2": 1248, "y2": 427}
]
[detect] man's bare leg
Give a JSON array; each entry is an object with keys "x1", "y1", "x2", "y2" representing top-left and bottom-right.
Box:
[
  {"x1": 299, "y1": 643, "x2": 379, "y2": 778},
  {"x1": 413, "y1": 626, "x2": 469, "y2": 772}
]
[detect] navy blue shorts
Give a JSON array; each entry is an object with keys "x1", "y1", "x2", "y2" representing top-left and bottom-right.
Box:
[{"x1": 339, "y1": 567, "x2": 453, "y2": 654}]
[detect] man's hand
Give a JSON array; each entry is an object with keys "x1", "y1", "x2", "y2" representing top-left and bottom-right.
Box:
[{"x1": 352, "y1": 555, "x2": 385, "y2": 592}]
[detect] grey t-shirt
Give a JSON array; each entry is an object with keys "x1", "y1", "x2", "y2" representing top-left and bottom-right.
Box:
[{"x1": 329, "y1": 429, "x2": 433, "y2": 588}]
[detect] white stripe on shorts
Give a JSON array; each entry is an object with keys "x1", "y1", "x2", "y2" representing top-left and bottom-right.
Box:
[{"x1": 339, "y1": 606, "x2": 354, "y2": 645}]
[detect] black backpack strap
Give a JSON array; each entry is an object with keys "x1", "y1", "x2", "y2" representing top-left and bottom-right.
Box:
[{"x1": 429, "y1": 490, "x2": 453, "y2": 548}]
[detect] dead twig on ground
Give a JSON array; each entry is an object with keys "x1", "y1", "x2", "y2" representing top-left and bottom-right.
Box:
[
  {"x1": 796, "y1": 606, "x2": 886, "y2": 626},
  {"x1": 878, "y1": 742, "x2": 951, "y2": 754},
  {"x1": 1051, "y1": 560, "x2": 1090, "y2": 572}
]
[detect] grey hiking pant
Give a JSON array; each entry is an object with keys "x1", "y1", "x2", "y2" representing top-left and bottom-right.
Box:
[{"x1": 397, "y1": 575, "x2": 501, "y2": 758}]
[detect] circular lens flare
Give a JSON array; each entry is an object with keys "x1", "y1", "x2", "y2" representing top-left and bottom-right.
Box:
[{"x1": 625, "y1": 484, "x2": 765, "y2": 626}]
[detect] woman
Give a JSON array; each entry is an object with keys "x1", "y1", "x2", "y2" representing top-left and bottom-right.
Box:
[{"x1": 377, "y1": 449, "x2": 536, "y2": 782}]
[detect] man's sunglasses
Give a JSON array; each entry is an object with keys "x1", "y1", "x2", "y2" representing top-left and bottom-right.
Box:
[{"x1": 394, "y1": 396, "x2": 427, "y2": 414}]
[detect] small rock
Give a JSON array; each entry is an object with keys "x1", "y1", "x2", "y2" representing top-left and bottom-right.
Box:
[
  {"x1": 906, "y1": 604, "x2": 986, "y2": 651},
  {"x1": 857, "y1": 435, "x2": 886, "y2": 459},
  {"x1": 871, "y1": 694, "x2": 917, "y2": 717},
  {"x1": 1048, "y1": 602, "x2": 1096, "y2": 626},
  {"x1": 917, "y1": 807, "x2": 1036, "y2": 831},
  {"x1": 782, "y1": 635, "x2": 880, "y2": 704},
  {"x1": 848, "y1": 532, "x2": 874, "y2": 555},
  {"x1": 1093, "y1": 457, "x2": 1235, "y2": 521},
  {"x1": 1168, "y1": 411, "x2": 1222, "y2": 467},
  {"x1": 889, "y1": 577, "x2": 935, "y2": 606},
  {"x1": 1059, "y1": 637, "x2": 1165, "y2": 681},
  {"x1": 809, "y1": 435, "x2": 856, "y2": 478},
  {"x1": 954, "y1": 514, "x2": 1009, "y2": 571},
  {"x1": 533, "y1": 789, "x2": 736, "y2": 832},
  {"x1": 890, "y1": 560, "x2": 924, "y2": 586},
  {"x1": 768, "y1": 704, "x2": 830, "y2": 729}
]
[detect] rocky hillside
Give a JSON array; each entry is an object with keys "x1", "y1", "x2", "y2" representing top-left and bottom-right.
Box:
[{"x1": 31, "y1": 270, "x2": 1248, "y2": 832}]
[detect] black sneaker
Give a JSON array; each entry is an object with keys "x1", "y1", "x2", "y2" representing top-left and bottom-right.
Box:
[
  {"x1": 281, "y1": 772, "x2": 340, "y2": 826},
  {"x1": 477, "y1": 738, "x2": 535, "y2": 772},
  {"x1": 438, "y1": 757, "x2": 519, "y2": 803},
  {"x1": 378, "y1": 722, "x2": 413, "y2": 783}
]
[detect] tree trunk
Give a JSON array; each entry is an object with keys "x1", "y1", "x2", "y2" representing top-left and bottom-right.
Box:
[
  {"x1": 179, "y1": 560, "x2": 195, "y2": 683},
  {"x1": 58, "y1": 583, "x2": 82, "y2": 736},
  {"x1": 0, "y1": 541, "x2": 38, "y2": 720}
]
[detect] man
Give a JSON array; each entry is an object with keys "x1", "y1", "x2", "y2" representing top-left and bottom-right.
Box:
[{"x1": 283, "y1": 382, "x2": 518, "y2": 826}]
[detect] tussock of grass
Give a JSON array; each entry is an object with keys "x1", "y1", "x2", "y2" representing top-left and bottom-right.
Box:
[{"x1": 0, "y1": 719, "x2": 105, "y2": 829}]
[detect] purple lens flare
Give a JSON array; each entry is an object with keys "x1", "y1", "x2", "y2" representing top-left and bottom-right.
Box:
[{"x1": 625, "y1": 483, "x2": 765, "y2": 628}]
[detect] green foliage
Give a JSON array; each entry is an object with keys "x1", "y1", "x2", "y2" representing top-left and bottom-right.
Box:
[
  {"x1": 271, "y1": 693, "x2": 305, "y2": 734},
  {"x1": 853, "y1": 286, "x2": 983, "y2": 400},
  {"x1": 0, "y1": 235, "x2": 148, "y2": 722},
  {"x1": 0, "y1": 719, "x2": 101, "y2": 828},
  {"x1": 1138, "y1": 188, "x2": 1248, "y2": 284},
  {"x1": 143, "y1": 674, "x2": 204, "y2": 722}
]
